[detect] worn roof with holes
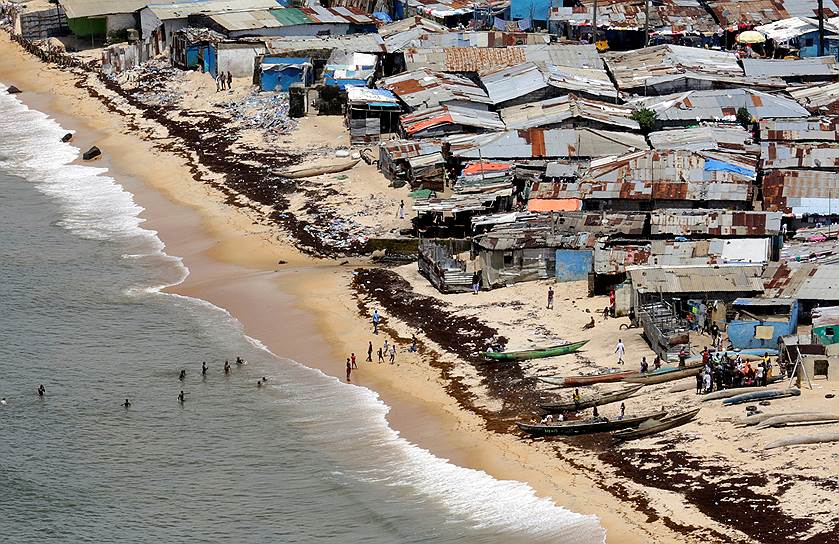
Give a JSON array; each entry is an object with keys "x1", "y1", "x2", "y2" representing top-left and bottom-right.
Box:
[
  {"x1": 707, "y1": 0, "x2": 839, "y2": 28},
  {"x1": 445, "y1": 128, "x2": 648, "y2": 159},
  {"x1": 548, "y1": 0, "x2": 718, "y2": 35},
  {"x1": 649, "y1": 210, "x2": 782, "y2": 236},
  {"x1": 759, "y1": 117, "x2": 839, "y2": 141},
  {"x1": 763, "y1": 169, "x2": 839, "y2": 215},
  {"x1": 649, "y1": 126, "x2": 758, "y2": 154},
  {"x1": 628, "y1": 265, "x2": 765, "y2": 294},
  {"x1": 379, "y1": 69, "x2": 491, "y2": 110},
  {"x1": 500, "y1": 95, "x2": 638, "y2": 131}
]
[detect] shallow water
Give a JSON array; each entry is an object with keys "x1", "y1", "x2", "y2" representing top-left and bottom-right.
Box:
[{"x1": 0, "y1": 83, "x2": 605, "y2": 543}]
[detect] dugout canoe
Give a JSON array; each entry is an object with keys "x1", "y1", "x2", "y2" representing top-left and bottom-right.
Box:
[
  {"x1": 540, "y1": 384, "x2": 643, "y2": 413},
  {"x1": 723, "y1": 388, "x2": 801, "y2": 406},
  {"x1": 483, "y1": 340, "x2": 589, "y2": 362},
  {"x1": 764, "y1": 431, "x2": 839, "y2": 450},
  {"x1": 283, "y1": 159, "x2": 359, "y2": 179},
  {"x1": 613, "y1": 407, "x2": 701, "y2": 441},
  {"x1": 516, "y1": 410, "x2": 667, "y2": 436},
  {"x1": 702, "y1": 382, "x2": 783, "y2": 402},
  {"x1": 539, "y1": 369, "x2": 638, "y2": 388},
  {"x1": 623, "y1": 365, "x2": 702, "y2": 385},
  {"x1": 756, "y1": 413, "x2": 839, "y2": 430}
]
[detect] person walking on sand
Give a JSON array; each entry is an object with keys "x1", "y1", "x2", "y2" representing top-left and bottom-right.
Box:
[
  {"x1": 398, "y1": 200, "x2": 405, "y2": 220},
  {"x1": 383, "y1": 339, "x2": 389, "y2": 354},
  {"x1": 377, "y1": 347, "x2": 384, "y2": 363},
  {"x1": 346, "y1": 359, "x2": 352, "y2": 383},
  {"x1": 351, "y1": 353, "x2": 357, "y2": 369},
  {"x1": 547, "y1": 286, "x2": 554, "y2": 309},
  {"x1": 372, "y1": 309, "x2": 380, "y2": 334},
  {"x1": 619, "y1": 402, "x2": 625, "y2": 420},
  {"x1": 366, "y1": 341, "x2": 373, "y2": 362},
  {"x1": 472, "y1": 270, "x2": 480, "y2": 295},
  {"x1": 226, "y1": 71, "x2": 232, "y2": 90},
  {"x1": 614, "y1": 339, "x2": 625, "y2": 365},
  {"x1": 215, "y1": 74, "x2": 221, "y2": 92},
  {"x1": 389, "y1": 344, "x2": 396, "y2": 364}
]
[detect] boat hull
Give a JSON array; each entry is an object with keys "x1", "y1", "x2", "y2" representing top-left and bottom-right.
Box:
[
  {"x1": 541, "y1": 370, "x2": 638, "y2": 387},
  {"x1": 540, "y1": 384, "x2": 643, "y2": 413},
  {"x1": 517, "y1": 411, "x2": 667, "y2": 436},
  {"x1": 613, "y1": 408, "x2": 701, "y2": 441},
  {"x1": 483, "y1": 340, "x2": 589, "y2": 362}
]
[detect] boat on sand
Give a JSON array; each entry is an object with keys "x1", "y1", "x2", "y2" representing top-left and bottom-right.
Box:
[
  {"x1": 540, "y1": 384, "x2": 643, "y2": 413},
  {"x1": 516, "y1": 410, "x2": 667, "y2": 436},
  {"x1": 539, "y1": 369, "x2": 637, "y2": 387},
  {"x1": 483, "y1": 340, "x2": 589, "y2": 362},
  {"x1": 613, "y1": 407, "x2": 701, "y2": 441}
]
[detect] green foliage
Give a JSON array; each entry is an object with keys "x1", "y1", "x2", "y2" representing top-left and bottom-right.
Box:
[
  {"x1": 736, "y1": 107, "x2": 752, "y2": 127},
  {"x1": 631, "y1": 108, "x2": 658, "y2": 135}
]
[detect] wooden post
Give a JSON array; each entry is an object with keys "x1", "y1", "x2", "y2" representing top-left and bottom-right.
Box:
[{"x1": 819, "y1": 0, "x2": 826, "y2": 57}]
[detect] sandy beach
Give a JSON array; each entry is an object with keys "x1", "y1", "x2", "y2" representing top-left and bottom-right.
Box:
[{"x1": 3, "y1": 30, "x2": 838, "y2": 543}]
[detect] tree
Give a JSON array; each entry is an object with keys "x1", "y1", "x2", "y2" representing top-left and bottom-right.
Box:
[
  {"x1": 736, "y1": 107, "x2": 752, "y2": 128},
  {"x1": 631, "y1": 107, "x2": 658, "y2": 135}
]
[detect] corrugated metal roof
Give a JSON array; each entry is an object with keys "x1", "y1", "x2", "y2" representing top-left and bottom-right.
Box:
[
  {"x1": 631, "y1": 89, "x2": 810, "y2": 122},
  {"x1": 548, "y1": 0, "x2": 718, "y2": 35},
  {"x1": 61, "y1": 0, "x2": 149, "y2": 19},
  {"x1": 379, "y1": 69, "x2": 491, "y2": 110},
  {"x1": 754, "y1": 16, "x2": 835, "y2": 42},
  {"x1": 346, "y1": 86, "x2": 400, "y2": 106},
  {"x1": 544, "y1": 64, "x2": 618, "y2": 101},
  {"x1": 742, "y1": 57, "x2": 839, "y2": 79},
  {"x1": 407, "y1": 30, "x2": 549, "y2": 49},
  {"x1": 400, "y1": 0, "x2": 506, "y2": 18},
  {"x1": 793, "y1": 265, "x2": 839, "y2": 301},
  {"x1": 447, "y1": 128, "x2": 649, "y2": 159},
  {"x1": 629, "y1": 265, "x2": 765, "y2": 294},
  {"x1": 763, "y1": 169, "x2": 839, "y2": 215},
  {"x1": 479, "y1": 62, "x2": 548, "y2": 105},
  {"x1": 596, "y1": 238, "x2": 771, "y2": 274},
  {"x1": 404, "y1": 44, "x2": 603, "y2": 72},
  {"x1": 648, "y1": 126, "x2": 758, "y2": 154},
  {"x1": 604, "y1": 44, "x2": 783, "y2": 92},
  {"x1": 555, "y1": 149, "x2": 755, "y2": 202},
  {"x1": 708, "y1": 0, "x2": 839, "y2": 28},
  {"x1": 400, "y1": 105, "x2": 504, "y2": 136},
  {"x1": 262, "y1": 33, "x2": 385, "y2": 53},
  {"x1": 145, "y1": 0, "x2": 280, "y2": 21},
  {"x1": 500, "y1": 94, "x2": 638, "y2": 131},
  {"x1": 650, "y1": 209, "x2": 782, "y2": 236},
  {"x1": 759, "y1": 117, "x2": 839, "y2": 140},
  {"x1": 270, "y1": 8, "x2": 311, "y2": 26},
  {"x1": 762, "y1": 141, "x2": 839, "y2": 170},
  {"x1": 211, "y1": 9, "x2": 281, "y2": 31},
  {"x1": 789, "y1": 82, "x2": 839, "y2": 112},
  {"x1": 379, "y1": 16, "x2": 447, "y2": 53},
  {"x1": 813, "y1": 305, "x2": 839, "y2": 327}
]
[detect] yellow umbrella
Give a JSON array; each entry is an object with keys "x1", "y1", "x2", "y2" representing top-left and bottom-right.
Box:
[{"x1": 737, "y1": 30, "x2": 766, "y2": 44}]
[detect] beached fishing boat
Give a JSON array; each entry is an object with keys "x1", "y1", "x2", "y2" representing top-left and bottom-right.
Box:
[
  {"x1": 516, "y1": 410, "x2": 667, "y2": 436},
  {"x1": 283, "y1": 159, "x2": 360, "y2": 179},
  {"x1": 539, "y1": 369, "x2": 637, "y2": 388},
  {"x1": 483, "y1": 340, "x2": 589, "y2": 362},
  {"x1": 623, "y1": 365, "x2": 702, "y2": 385},
  {"x1": 613, "y1": 407, "x2": 701, "y2": 441},
  {"x1": 755, "y1": 413, "x2": 839, "y2": 430},
  {"x1": 539, "y1": 384, "x2": 643, "y2": 413},
  {"x1": 723, "y1": 388, "x2": 801, "y2": 406},
  {"x1": 765, "y1": 431, "x2": 839, "y2": 450}
]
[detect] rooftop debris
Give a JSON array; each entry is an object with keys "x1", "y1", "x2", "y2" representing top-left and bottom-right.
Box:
[
  {"x1": 549, "y1": 0, "x2": 719, "y2": 36},
  {"x1": 472, "y1": 210, "x2": 647, "y2": 235},
  {"x1": 378, "y1": 16, "x2": 448, "y2": 53},
  {"x1": 630, "y1": 88, "x2": 810, "y2": 123}
]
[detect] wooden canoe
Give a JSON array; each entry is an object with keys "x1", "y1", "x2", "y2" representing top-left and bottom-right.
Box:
[
  {"x1": 623, "y1": 365, "x2": 703, "y2": 385},
  {"x1": 540, "y1": 384, "x2": 643, "y2": 413},
  {"x1": 613, "y1": 407, "x2": 701, "y2": 441},
  {"x1": 756, "y1": 413, "x2": 839, "y2": 430},
  {"x1": 765, "y1": 431, "x2": 839, "y2": 450},
  {"x1": 483, "y1": 340, "x2": 589, "y2": 362},
  {"x1": 283, "y1": 159, "x2": 359, "y2": 179},
  {"x1": 723, "y1": 388, "x2": 801, "y2": 406},
  {"x1": 539, "y1": 369, "x2": 638, "y2": 388},
  {"x1": 516, "y1": 410, "x2": 667, "y2": 436}
]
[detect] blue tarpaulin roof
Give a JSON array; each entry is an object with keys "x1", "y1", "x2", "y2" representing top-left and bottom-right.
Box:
[
  {"x1": 372, "y1": 11, "x2": 392, "y2": 22},
  {"x1": 704, "y1": 158, "x2": 754, "y2": 177}
]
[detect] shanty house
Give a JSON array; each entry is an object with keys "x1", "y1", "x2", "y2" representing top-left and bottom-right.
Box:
[
  {"x1": 345, "y1": 87, "x2": 402, "y2": 144},
  {"x1": 755, "y1": 17, "x2": 839, "y2": 58},
  {"x1": 258, "y1": 56, "x2": 313, "y2": 91},
  {"x1": 630, "y1": 89, "x2": 810, "y2": 128},
  {"x1": 727, "y1": 298, "x2": 799, "y2": 350},
  {"x1": 813, "y1": 306, "x2": 839, "y2": 345},
  {"x1": 500, "y1": 94, "x2": 639, "y2": 131},
  {"x1": 378, "y1": 139, "x2": 444, "y2": 187},
  {"x1": 60, "y1": 0, "x2": 148, "y2": 38},
  {"x1": 399, "y1": 105, "x2": 505, "y2": 137},
  {"x1": 379, "y1": 69, "x2": 492, "y2": 111},
  {"x1": 190, "y1": 7, "x2": 375, "y2": 39},
  {"x1": 323, "y1": 51, "x2": 378, "y2": 88}
]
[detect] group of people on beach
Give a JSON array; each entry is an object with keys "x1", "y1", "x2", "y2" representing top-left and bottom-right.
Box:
[
  {"x1": 346, "y1": 309, "x2": 419, "y2": 382},
  {"x1": 216, "y1": 71, "x2": 233, "y2": 92},
  {"x1": 694, "y1": 348, "x2": 775, "y2": 394}
]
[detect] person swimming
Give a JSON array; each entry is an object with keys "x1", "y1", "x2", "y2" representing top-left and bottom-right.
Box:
[
  {"x1": 257, "y1": 380, "x2": 262, "y2": 387},
  {"x1": 224, "y1": 360, "x2": 231, "y2": 375},
  {"x1": 123, "y1": 398, "x2": 131, "y2": 408},
  {"x1": 179, "y1": 370, "x2": 186, "y2": 381},
  {"x1": 37, "y1": 384, "x2": 45, "y2": 397},
  {"x1": 178, "y1": 391, "x2": 185, "y2": 403},
  {"x1": 201, "y1": 362, "x2": 207, "y2": 376},
  {"x1": 1, "y1": 398, "x2": 6, "y2": 405},
  {"x1": 235, "y1": 356, "x2": 244, "y2": 365}
]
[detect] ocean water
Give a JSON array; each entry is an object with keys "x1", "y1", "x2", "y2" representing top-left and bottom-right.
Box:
[{"x1": 0, "y1": 83, "x2": 606, "y2": 543}]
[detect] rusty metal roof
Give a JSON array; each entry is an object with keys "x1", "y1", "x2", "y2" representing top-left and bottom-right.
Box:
[
  {"x1": 763, "y1": 169, "x2": 839, "y2": 215},
  {"x1": 761, "y1": 141, "x2": 839, "y2": 170},
  {"x1": 379, "y1": 69, "x2": 491, "y2": 110},
  {"x1": 708, "y1": 0, "x2": 839, "y2": 28},
  {"x1": 379, "y1": 138, "x2": 442, "y2": 160},
  {"x1": 406, "y1": 30, "x2": 550, "y2": 49},
  {"x1": 596, "y1": 238, "x2": 772, "y2": 274},
  {"x1": 472, "y1": 210, "x2": 647, "y2": 236},
  {"x1": 379, "y1": 16, "x2": 448, "y2": 53},
  {"x1": 631, "y1": 88, "x2": 810, "y2": 123},
  {"x1": 400, "y1": 105, "x2": 505, "y2": 137},
  {"x1": 650, "y1": 209, "x2": 782, "y2": 236},
  {"x1": 759, "y1": 117, "x2": 839, "y2": 141},
  {"x1": 548, "y1": 0, "x2": 718, "y2": 35},
  {"x1": 555, "y1": 150, "x2": 756, "y2": 202},
  {"x1": 446, "y1": 128, "x2": 649, "y2": 159},
  {"x1": 500, "y1": 94, "x2": 638, "y2": 131},
  {"x1": 404, "y1": 43, "x2": 603, "y2": 72},
  {"x1": 399, "y1": 0, "x2": 506, "y2": 18}
]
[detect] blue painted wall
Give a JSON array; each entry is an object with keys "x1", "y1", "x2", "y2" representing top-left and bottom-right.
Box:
[
  {"x1": 555, "y1": 250, "x2": 592, "y2": 282},
  {"x1": 204, "y1": 45, "x2": 217, "y2": 78},
  {"x1": 793, "y1": 32, "x2": 839, "y2": 59},
  {"x1": 260, "y1": 58, "x2": 311, "y2": 91},
  {"x1": 511, "y1": 0, "x2": 552, "y2": 22},
  {"x1": 727, "y1": 301, "x2": 799, "y2": 350}
]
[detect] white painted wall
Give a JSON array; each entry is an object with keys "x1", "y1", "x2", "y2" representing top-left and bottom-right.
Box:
[{"x1": 217, "y1": 44, "x2": 268, "y2": 78}]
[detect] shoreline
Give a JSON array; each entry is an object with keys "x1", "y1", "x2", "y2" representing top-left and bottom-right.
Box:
[{"x1": 0, "y1": 32, "x2": 712, "y2": 543}]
